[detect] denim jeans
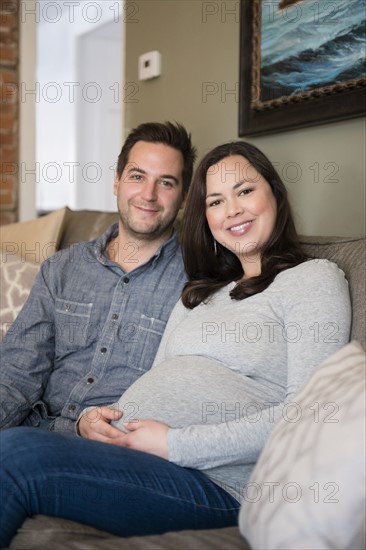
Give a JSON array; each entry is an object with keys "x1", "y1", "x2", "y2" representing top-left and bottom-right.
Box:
[{"x1": 0, "y1": 427, "x2": 240, "y2": 547}]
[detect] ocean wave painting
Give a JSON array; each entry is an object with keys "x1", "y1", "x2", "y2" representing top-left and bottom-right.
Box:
[{"x1": 259, "y1": 0, "x2": 366, "y2": 102}]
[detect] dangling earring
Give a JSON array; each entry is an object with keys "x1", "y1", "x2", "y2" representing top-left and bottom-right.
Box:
[{"x1": 213, "y1": 239, "x2": 218, "y2": 256}]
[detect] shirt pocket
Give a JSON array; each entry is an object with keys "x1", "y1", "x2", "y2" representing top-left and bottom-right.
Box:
[
  {"x1": 55, "y1": 298, "x2": 93, "y2": 351},
  {"x1": 127, "y1": 314, "x2": 167, "y2": 373}
]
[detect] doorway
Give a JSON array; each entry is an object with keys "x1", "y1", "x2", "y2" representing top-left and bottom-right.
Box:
[{"x1": 35, "y1": 0, "x2": 124, "y2": 213}]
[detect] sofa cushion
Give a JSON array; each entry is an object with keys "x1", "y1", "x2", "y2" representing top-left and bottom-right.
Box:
[
  {"x1": 239, "y1": 341, "x2": 366, "y2": 550},
  {"x1": 0, "y1": 255, "x2": 39, "y2": 339},
  {"x1": 9, "y1": 517, "x2": 248, "y2": 550},
  {"x1": 0, "y1": 207, "x2": 68, "y2": 264}
]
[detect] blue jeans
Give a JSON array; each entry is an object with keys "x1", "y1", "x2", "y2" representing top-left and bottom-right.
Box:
[{"x1": 0, "y1": 427, "x2": 240, "y2": 547}]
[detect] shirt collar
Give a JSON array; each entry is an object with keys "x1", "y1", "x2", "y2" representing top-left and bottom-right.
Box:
[{"x1": 93, "y1": 223, "x2": 180, "y2": 267}]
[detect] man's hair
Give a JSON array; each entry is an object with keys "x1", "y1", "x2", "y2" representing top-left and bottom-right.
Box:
[{"x1": 116, "y1": 121, "x2": 197, "y2": 194}]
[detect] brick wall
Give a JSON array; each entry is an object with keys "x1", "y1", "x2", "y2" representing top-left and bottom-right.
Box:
[{"x1": 0, "y1": 0, "x2": 19, "y2": 225}]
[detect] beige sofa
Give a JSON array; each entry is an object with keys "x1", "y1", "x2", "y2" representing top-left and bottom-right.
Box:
[{"x1": 1, "y1": 208, "x2": 365, "y2": 550}]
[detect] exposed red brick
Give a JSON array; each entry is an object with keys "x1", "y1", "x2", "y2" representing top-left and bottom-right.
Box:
[
  {"x1": 0, "y1": 189, "x2": 16, "y2": 208},
  {"x1": 0, "y1": 132, "x2": 16, "y2": 146},
  {"x1": 0, "y1": 45, "x2": 16, "y2": 63},
  {"x1": 0, "y1": 68, "x2": 17, "y2": 83},
  {"x1": 0, "y1": 113, "x2": 15, "y2": 131},
  {"x1": 0, "y1": 102, "x2": 16, "y2": 116},
  {"x1": 0, "y1": 146, "x2": 16, "y2": 163},
  {"x1": 0, "y1": 210, "x2": 16, "y2": 224},
  {"x1": 0, "y1": 0, "x2": 19, "y2": 224}
]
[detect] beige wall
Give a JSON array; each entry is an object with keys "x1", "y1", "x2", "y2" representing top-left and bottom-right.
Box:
[{"x1": 125, "y1": 0, "x2": 365, "y2": 237}]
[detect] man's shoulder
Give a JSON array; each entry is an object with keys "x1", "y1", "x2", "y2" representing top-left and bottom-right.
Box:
[{"x1": 40, "y1": 239, "x2": 102, "y2": 278}]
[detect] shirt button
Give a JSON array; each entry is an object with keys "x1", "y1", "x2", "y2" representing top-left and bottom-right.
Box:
[
  {"x1": 100, "y1": 347, "x2": 107, "y2": 353},
  {"x1": 87, "y1": 377, "x2": 94, "y2": 384},
  {"x1": 112, "y1": 313, "x2": 119, "y2": 320},
  {"x1": 64, "y1": 303, "x2": 71, "y2": 311},
  {"x1": 68, "y1": 404, "x2": 76, "y2": 412},
  {"x1": 123, "y1": 277, "x2": 129, "y2": 284}
]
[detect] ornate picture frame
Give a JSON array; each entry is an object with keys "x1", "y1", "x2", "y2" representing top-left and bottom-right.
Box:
[{"x1": 239, "y1": 0, "x2": 366, "y2": 137}]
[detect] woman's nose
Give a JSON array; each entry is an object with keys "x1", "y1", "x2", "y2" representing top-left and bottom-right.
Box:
[{"x1": 226, "y1": 199, "x2": 243, "y2": 217}]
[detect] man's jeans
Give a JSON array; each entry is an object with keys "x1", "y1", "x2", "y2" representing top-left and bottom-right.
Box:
[{"x1": 0, "y1": 427, "x2": 240, "y2": 547}]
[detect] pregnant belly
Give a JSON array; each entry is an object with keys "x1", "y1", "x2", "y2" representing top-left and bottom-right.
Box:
[{"x1": 111, "y1": 355, "x2": 273, "y2": 431}]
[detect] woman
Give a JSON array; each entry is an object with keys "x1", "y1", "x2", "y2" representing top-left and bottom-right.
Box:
[{"x1": 0, "y1": 142, "x2": 351, "y2": 546}]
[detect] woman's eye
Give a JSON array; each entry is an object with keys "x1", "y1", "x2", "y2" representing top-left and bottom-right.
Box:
[
  {"x1": 207, "y1": 200, "x2": 221, "y2": 207},
  {"x1": 240, "y1": 188, "x2": 253, "y2": 195}
]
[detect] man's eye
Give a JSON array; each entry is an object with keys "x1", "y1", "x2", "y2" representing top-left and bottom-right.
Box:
[
  {"x1": 161, "y1": 180, "x2": 173, "y2": 187},
  {"x1": 131, "y1": 174, "x2": 143, "y2": 181}
]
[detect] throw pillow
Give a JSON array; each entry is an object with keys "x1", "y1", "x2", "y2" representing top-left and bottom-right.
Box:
[
  {"x1": 239, "y1": 341, "x2": 366, "y2": 550},
  {"x1": 0, "y1": 255, "x2": 39, "y2": 340},
  {"x1": 0, "y1": 207, "x2": 67, "y2": 264}
]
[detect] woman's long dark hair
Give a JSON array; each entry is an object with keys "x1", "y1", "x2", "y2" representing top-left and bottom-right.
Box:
[{"x1": 180, "y1": 141, "x2": 308, "y2": 309}]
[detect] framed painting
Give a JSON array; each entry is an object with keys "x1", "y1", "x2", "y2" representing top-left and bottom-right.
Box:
[{"x1": 239, "y1": 0, "x2": 366, "y2": 136}]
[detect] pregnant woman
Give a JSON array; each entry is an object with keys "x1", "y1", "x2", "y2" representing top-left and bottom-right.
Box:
[{"x1": 0, "y1": 142, "x2": 351, "y2": 546}]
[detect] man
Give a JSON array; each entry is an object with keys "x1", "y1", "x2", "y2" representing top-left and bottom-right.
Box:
[{"x1": 0, "y1": 121, "x2": 196, "y2": 435}]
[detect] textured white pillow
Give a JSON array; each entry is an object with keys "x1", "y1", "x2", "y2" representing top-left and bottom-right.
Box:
[
  {"x1": 239, "y1": 341, "x2": 366, "y2": 550},
  {"x1": 0, "y1": 255, "x2": 39, "y2": 339}
]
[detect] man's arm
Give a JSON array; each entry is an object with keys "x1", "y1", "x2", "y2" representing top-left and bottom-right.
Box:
[{"x1": 0, "y1": 264, "x2": 56, "y2": 428}]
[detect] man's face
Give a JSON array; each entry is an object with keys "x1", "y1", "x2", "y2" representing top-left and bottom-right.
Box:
[{"x1": 114, "y1": 141, "x2": 185, "y2": 242}]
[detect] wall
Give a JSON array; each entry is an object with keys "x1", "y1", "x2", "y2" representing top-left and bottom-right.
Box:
[
  {"x1": 18, "y1": 0, "x2": 37, "y2": 222},
  {"x1": 0, "y1": 0, "x2": 19, "y2": 225},
  {"x1": 125, "y1": 0, "x2": 365, "y2": 237}
]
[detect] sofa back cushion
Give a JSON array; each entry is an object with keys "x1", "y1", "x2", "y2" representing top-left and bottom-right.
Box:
[
  {"x1": 300, "y1": 236, "x2": 365, "y2": 349},
  {"x1": 59, "y1": 208, "x2": 118, "y2": 249}
]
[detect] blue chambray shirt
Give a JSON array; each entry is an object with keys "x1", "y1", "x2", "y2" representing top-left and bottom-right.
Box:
[{"x1": 0, "y1": 224, "x2": 187, "y2": 433}]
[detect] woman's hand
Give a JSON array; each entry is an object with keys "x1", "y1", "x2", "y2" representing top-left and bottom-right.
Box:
[
  {"x1": 79, "y1": 409, "x2": 169, "y2": 459},
  {"x1": 121, "y1": 419, "x2": 169, "y2": 459}
]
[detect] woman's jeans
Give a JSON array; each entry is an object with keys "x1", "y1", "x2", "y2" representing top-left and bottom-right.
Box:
[{"x1": 0, "y1": 427, "x2": 240, "y2": 547}]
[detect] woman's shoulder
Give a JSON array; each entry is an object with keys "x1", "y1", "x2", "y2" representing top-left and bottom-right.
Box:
[
  {"x1": 280, "y1": 258, "x2": 345, "y2": 277},
  {"x1": 275, "y1": 259, "x2": 348, "y2": 291}
]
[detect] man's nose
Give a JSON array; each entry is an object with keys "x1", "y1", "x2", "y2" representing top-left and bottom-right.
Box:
[{"x1": 140, "y1": 180, "x2": 158, "y2": 201}]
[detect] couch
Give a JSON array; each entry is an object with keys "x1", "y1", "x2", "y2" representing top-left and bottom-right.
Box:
[{"x1": 1, "y1": 208, "x2": 365, "y2": 550}]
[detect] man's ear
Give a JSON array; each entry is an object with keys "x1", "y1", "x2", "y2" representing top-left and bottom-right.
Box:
[
  {"x1": 113, "y1": 175, "x2": 120, "y2": 197},
  {"x1": 179, "y1": 192, "x2": 187, "y2": 210}
]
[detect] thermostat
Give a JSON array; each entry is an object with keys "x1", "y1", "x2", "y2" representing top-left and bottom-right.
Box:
[{"x1": 138, "y1": 51, "x2": 161, "y2": 81}]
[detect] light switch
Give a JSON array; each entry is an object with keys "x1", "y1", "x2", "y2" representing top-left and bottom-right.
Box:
[{"x1": 138, "y1": 51, "x2": 161, "y2": 81}]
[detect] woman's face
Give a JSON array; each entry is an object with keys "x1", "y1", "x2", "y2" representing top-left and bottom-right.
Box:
[{"x1": 205, "y1": 154, "x2": 277, "y2": 276}]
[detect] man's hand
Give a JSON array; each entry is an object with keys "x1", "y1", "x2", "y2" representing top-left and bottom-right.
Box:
[
  {"x1": 120, "y1": 419, "x2": 169, "y2": 459},
  {"x1": 78, "y1": 406, "x2": 125, "y2": 443}
]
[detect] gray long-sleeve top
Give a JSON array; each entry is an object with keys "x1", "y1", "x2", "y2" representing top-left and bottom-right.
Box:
[{"x1": 113, "y1": 260, "x2": 351, "y2": 502}]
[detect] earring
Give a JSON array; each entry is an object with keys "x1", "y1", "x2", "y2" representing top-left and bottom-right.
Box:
[{"x1": 213, "y1": 239, "x2": 217, "y2": 256}]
